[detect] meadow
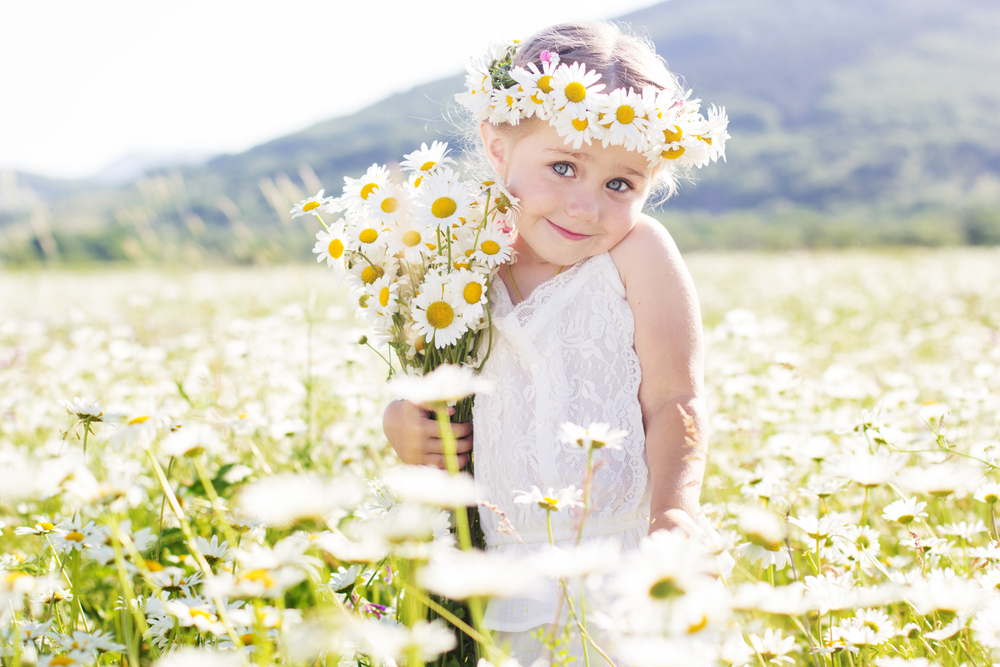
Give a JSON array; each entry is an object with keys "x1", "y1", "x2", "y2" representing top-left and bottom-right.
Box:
[{"x1": 2, "y1": 247, "x2": 1000, "y2": 666}]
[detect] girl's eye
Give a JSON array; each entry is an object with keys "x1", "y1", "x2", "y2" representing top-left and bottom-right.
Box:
[
  {"x1": 607, "y1": 178, "x2": 633, "y2": 192},
  {"x1": 552, "y1": 162, "x2": 574, "y2": 177}
]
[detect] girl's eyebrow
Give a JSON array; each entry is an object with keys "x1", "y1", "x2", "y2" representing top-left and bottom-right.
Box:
[{"x1": 542, "y1": 148, "x2": 648, "y2": 179}]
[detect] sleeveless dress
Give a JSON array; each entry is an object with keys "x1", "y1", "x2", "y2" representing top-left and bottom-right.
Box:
[{"x1": 472, "y1": 251, "x2": 651, "y2": 660}]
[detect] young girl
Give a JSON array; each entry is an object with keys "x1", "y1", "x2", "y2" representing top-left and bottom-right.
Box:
[{"x1": 383, "y1": 21, "x2": 727, "y2": 662}]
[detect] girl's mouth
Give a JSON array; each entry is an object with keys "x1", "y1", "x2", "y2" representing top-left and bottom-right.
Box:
[{"x1": 548, "y1": 220, "x2": 589, "y2": 241}]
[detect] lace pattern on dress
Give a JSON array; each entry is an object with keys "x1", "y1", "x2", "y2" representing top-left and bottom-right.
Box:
[{"x1": 473, "y1": 252, "x2": 650, "y2": 548}]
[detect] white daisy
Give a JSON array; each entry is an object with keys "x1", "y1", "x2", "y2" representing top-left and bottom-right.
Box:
[
  {"x1": 882, "y1": 497, "x2": 928, "y2": 525},
  {"x1": 513, "y1": 485, "x2": 583, "y2": 512},
  {"x1": 345, "y1": 246, "x2": 399, "y2": 293},
  {"x1": 559, "y1": 422, "x2": 627, "y2": 450},
  {"x1": 415, "y1": 178, "x2": 474, "y2": 231},
  {"x1": 469, "y1": 220, "x2": 513, "y2": 269},
  {"x1": 400, "y1": 141, "x2": 456, "y2": 175},
  {"x1": 346, "y1": 218, "x2": 390, "y2": 253},
  {"x1": 363, "y1": 184, "x2": 407, "y2": 226},
  {"x1": 488, "y1": 85, "x2": 525, "y2": 126},
  {"x1": 290, "y1": 189, "x2": 336, "y2": 218},
  {"x1": 550, "y1": 61, "x2": 605, "y2": 117},
  {"x1": 597, "y1": 87, "x2": 650, "y2": 151},
  {"x1": 447, "y1": 269, "x2": 488, "y2": 323},
  {"x1": 384, "y1": 218, "x2": 436, "y2": 265},
  {"x1": 312, "y1": 227, "x2": 349, "y2": 277},
  {"x1": 509, "y1": 60, "x2": 559, "y2": 120},
  {"x1": 389, "y1": 363, "x2": 494, "y2": 408},
  {"x1": 366, "y1": 274, "x2": 400, "y2": 326},
  {"x1": 341, "y1": 164, "x2": 391, "y2": 213},
  {"x1": 552, "y1": 109, "x2": 600, "y2": 149},
  {"x1": 410, "y1": 289, "x2": 468, "y2": 349}
]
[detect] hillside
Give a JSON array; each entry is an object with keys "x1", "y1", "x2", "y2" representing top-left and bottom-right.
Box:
[{"x1": 3, "y1": 0, "x2": 1000, "y2": 262}]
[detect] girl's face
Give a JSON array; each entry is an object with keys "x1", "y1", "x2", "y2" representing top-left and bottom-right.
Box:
[{"x1": 484, "y1": 121, "x2": 655, "y2": 268}]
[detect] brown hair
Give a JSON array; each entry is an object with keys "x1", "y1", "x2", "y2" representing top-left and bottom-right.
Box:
[{"x1": 513, "y1": 21, "x2": 679, "y2": 96}]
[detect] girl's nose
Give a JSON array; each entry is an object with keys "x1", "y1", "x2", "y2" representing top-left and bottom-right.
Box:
[{"x1": 564, "y1": 185, "x2": 599, "y2": 223}]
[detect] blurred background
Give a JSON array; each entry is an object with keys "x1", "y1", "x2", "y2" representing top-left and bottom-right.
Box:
[{"x1": 2, "y1": 0, "x2": 999, "y2": 266}]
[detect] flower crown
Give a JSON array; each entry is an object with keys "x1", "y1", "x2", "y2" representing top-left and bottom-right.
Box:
[{"x1": 456, "y1": 40, "x2": 729, "y2": 179}]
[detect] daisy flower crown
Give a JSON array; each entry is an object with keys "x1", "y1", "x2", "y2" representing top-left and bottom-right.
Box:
[{"x1": 456, "y1": 40, "x2": 730, "y2": 182}]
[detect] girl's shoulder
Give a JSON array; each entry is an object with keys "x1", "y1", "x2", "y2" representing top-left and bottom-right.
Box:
[{"x1": 608, "y1": 213, "x2": 687, "y2": 291}]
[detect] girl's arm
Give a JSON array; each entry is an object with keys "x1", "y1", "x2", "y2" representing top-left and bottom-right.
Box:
[
  {"x1": 610, "y1": 215, "x2": 707, "y2": 536},
  {"x1": 382, "y1": 399, "x2": 473, "y2": 469}
]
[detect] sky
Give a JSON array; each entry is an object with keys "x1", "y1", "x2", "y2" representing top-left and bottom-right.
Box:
[{"x1": 0, "y1": 0, "x2": 663, "y2": 180}]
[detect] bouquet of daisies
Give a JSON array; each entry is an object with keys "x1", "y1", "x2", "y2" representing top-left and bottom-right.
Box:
[{"x1": 294, "y1": 141, "x2": 515, "y2": 415}]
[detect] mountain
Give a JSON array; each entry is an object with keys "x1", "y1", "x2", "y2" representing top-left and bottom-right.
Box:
[{"x1": 4, "y1": 0, "x2": 1000, "y2": 261}]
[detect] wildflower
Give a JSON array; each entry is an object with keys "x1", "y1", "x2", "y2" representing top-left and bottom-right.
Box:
[
  {"x1": 559, "y1": 421, "x2": 627, "y2": 450},
  {"x1": 325, "y1": 564, "x2": 362, "y2": 595},
  {"x1": 56, "y1": 629, "x2": 126, "y2": 655},
  {"x1": 354, "y1": 618, "x2": 456, "y2": 664},
  {"x1": 237, "y1": 472, "x2": 365, "y2": 528},
  {"x1": 160, "y1": 423, "x2": 221, "y2": 458},
  {"x1": 400, "y1": 141, "x2": 456, "y2": 175},
  {"x1": 192, "y1": 535, "x2": 233, "y2": 567},
  {"x1": 37, "y1": 587, "x2": 73, "y2": 604},
  {"x1": 882, "y1": 497, "x2": 928, "y2": 525},
  {"x1": 289, "y1": 189, "x2": 336, "y2": 218},
  {"x1": 849, "y1": 608, "x2": 896, "y2": 645},
  {"x1": 417, "y1": 548, "x2": 541, "y2": 599},
  {"x1": 513, "y1": 485, "x2": 584, "y2": 512},
  {"x1": 748, "y1": 628, "x2": 797, "y2": 665},
  {"x1": 940, "y1": 520, "x2": 987, "y2": 541},
  {"x1": 825, "y1": 448, "x2": 904, "y2": 487},
  {"x1": 975, "y1": 482, "x2": 1000, "y2": 504},
  {"x1": 898, "y1": 623, "x2": 922, "y2": 639},
  {"x1": 389, "y1": 364, "x2": 494, "y2": 409},
  {"x1": 382, "y1": 466, "x2": 477, "y2": 507},
  {"x1": 788, "y1": 514, "x2": 842, "y2": 540},
  {"x1": 164, "y1": 597, "x2": 226, "y2": 635},
  {"x1": 923, "y1": 615, "x2": 967, "y2": 640},
  {"x1": 972, "y1": 598, "x2": 1000, "y2": 648}
]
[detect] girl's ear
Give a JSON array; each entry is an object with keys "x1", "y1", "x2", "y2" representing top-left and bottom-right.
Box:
[{"x1": 479, "y1": 122, "x2": 508, "y2": 180}]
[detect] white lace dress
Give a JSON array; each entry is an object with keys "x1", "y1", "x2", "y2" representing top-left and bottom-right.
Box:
[{"x1": 473, "y1": 252, "x2": 650, "y2": 657}]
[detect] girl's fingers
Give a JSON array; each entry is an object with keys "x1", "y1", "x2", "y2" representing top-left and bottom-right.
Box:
[{"x1": 424, "y1": 452, "x2": 470, "y2": 470}]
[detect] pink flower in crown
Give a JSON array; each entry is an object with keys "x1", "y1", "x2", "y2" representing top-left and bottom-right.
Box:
[{"x1": 539, "y1": 50, "x2": 560, "y2": 66}]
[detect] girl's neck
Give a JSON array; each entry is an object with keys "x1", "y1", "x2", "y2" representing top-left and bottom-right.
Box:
[{"x1": 502, "y1": 234, "x2": 565, "y2": 305}]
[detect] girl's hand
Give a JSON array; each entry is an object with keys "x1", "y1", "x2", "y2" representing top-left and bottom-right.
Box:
[
  {"x1": 382, "y1": 399, "x2": 473, "y2": 470},
  {"x1": 649, "y1": 506, "x2": 702, "y2": 538}
]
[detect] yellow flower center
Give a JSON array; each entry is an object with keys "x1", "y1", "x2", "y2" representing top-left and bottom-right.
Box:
[
  {"x1": 379, "y1": 287, "x2": 391, "y2": 307},
  {"x1": 426, "y1": 301, "x2": 454, "y2": 329},
  {"x1": 661, "y1": 146, "x2": 686, "y2": 160},
  {"x1": 240, "y1": 633, "x2": 258, "y2": 645},
  {"x1": 380, "y1": 197, "x2": 399, "y2": 214},
  {"x1": 38, "y1": 522, "x2": 55, "y2": 531},
  {"x1": 50, "y1": 658, "x2": 76, "y2": 666},
  {"x1": 649, "y1": 576, "x2": 683, "y2": 599},
  {"x1": 699, "y1": 134, "x2": 713, "y2": 145},
  {"x1": 482, "y1": 180, "x2": 495, "y2": 186},
  {"x1": 663, "y1": 125, "x2": 683, "y2": 143},
  {"x1": 239, "y1": 569, "x2": 275, "y2": 588},
  {"x1": 328, "y1": 238, "x2": 345, "y2": 259},
  {"x1": 358, "y1": 294, "x2": 370, "y2": 308},
  {"x1": 616, "y1": 105, "x2": 635, "y2": 125},
  {"x1": 190, "y1": 609, "x2": 214, "y2": 621},
  {"x1": 863, "y1": 621, "x2": 880, "y2": 633},
  {"x1": 128, "y1": 415, "x2": 150, "y2": 425},
  {"x1": 531, "y1": 92, "x2": 544, "y2": 104},
  {"x1": 431, "y1": 196, "x2": 457, "y2": 219},
  {"x1": 144, "y1": 559, "x2": 164, "y2": 572},
  {"x1": 463, "y1": 282, "x2": 483, "y2": 304},
  {"x1": 360, "y1": 183, "x2": 378, "y2": 200},
  {"x1": 361, "y1": 266, "x2": 383, "y2": 284},
  {"x1": 572, "y1": 117, "x2": 589, "y2": 131},
  {"x1": 538, "y1": 75, "x2": 554, "y2": 93},
  {"x1": 359, "y1": 228, "x2": 378, "y2": 244},
  {"x1": 66, "y1": 531, "x2": 85, "y2": 542},
  {"x1": 481, "y1": 240, "x2": 500, "y2": 256},
  {"x1": 506, "y1": 94, "x2": 514, "y2": 107},
  {"x1": 564, "y1": 81, "x2": 586, "y2": 103},
  {"x1": 402, "y1": 230, "x2": 422, "y2": 247},
  {"x1": 302, "y1": 201, "x2": 320, "y2": 213},
  {"x1": 420, "y1": 160, "x2": 436, "y2": 171},
  {"x1": 687, "y1": 614, "x2": 709, "y2": 634}
]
